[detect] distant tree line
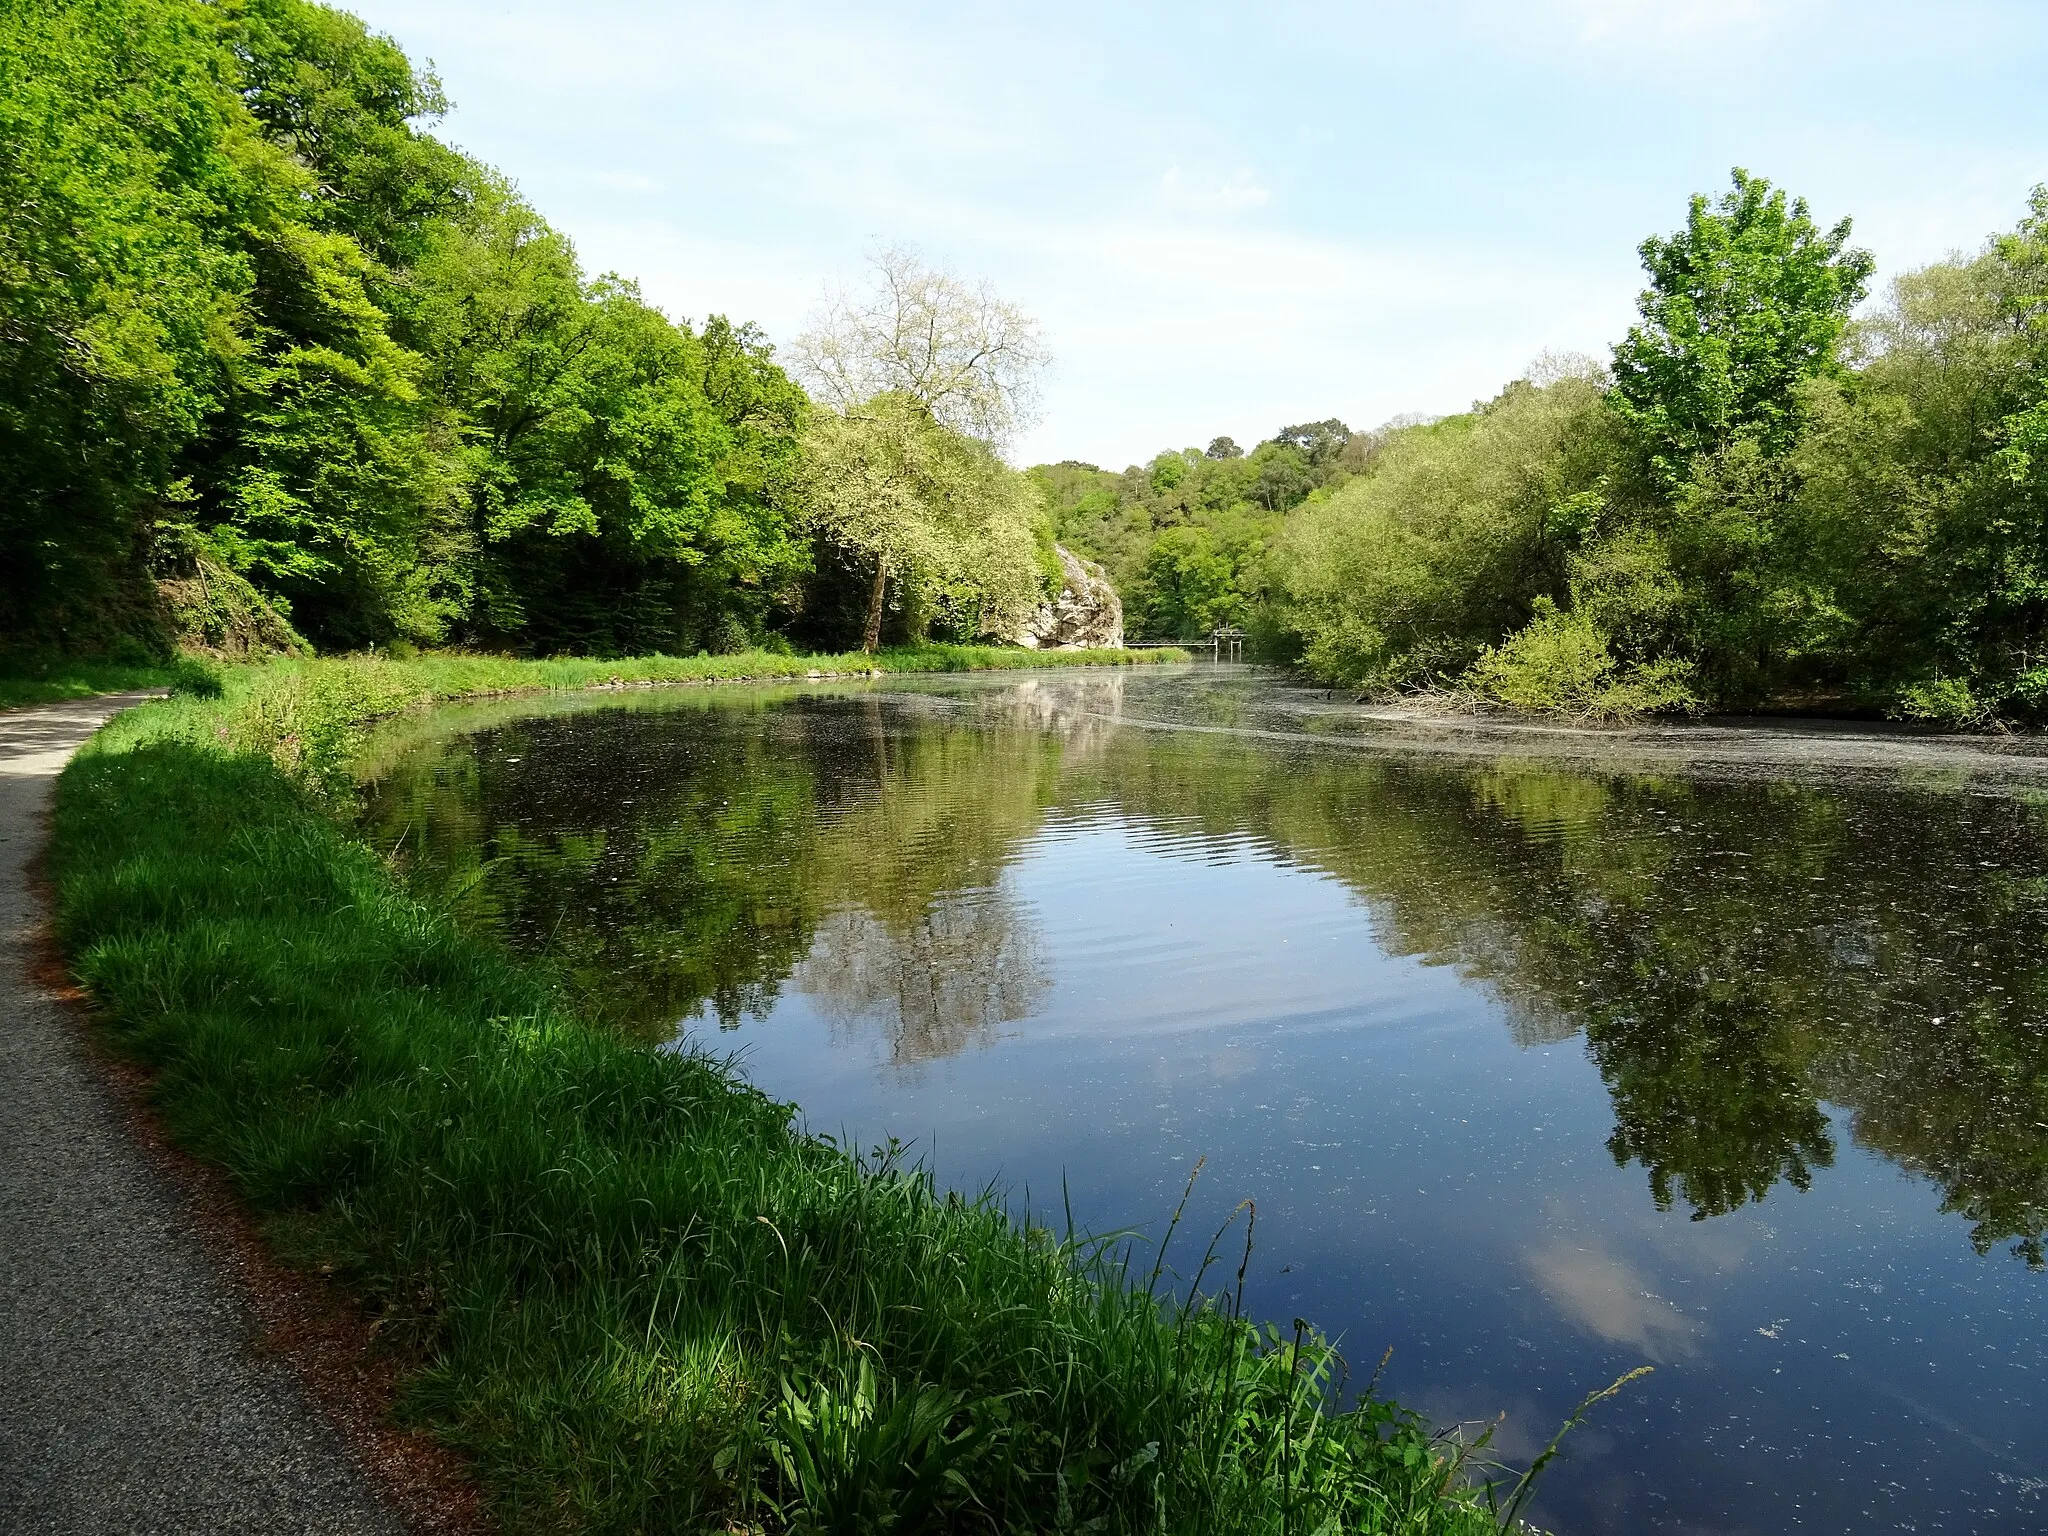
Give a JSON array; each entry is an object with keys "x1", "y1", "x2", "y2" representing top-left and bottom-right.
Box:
[
  {"x1": 0, "y1": 0, "x2": 1051, "y2": 662},
  {"x1": 1048, "y1": 172, "x2": 2048, "y2": 725},
  {"x1": 1028, "y1": 417, "x2": 1387, "y2": 642}
]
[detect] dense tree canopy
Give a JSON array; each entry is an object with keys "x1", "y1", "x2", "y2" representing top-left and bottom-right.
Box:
[
  {"x1": 1030, "y1": 170, "x2": 2048, "y2": 725},
  {"x1": 1256, "y1": 171, "x2": 2048, "y2": 725},
  {"x1": 10, "y1": 7, "x2": 2048, "y2": 730},
  {"x1": 0, "y1": 0, "x2": 1046, "y2": 663},
  {"x1": 1031, "y1": 424, "x2": 1379, "y2": 642}
]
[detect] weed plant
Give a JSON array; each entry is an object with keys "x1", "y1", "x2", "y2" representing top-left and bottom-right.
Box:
[{"x1": 51, "y1": 649, "x2": 1507, "y2": 1535}]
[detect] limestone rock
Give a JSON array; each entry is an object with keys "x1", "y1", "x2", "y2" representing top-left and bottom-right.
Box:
[{"x1": 1006, "y1": 545, "x2": 1124, "y2": 651}]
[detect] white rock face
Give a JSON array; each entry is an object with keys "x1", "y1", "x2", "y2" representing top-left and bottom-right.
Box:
[{"x1": 1007, "y1": 545, "x2": 1124, "y2": 651}]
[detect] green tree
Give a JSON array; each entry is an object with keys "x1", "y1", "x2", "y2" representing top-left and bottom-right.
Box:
[
  {"x1": 1, "y1": 0, "x2": 269, "y2": 652},
  {"x1": 1789, "y1": 192, "x2": 2048, "y2": 720},
  {"x1": 797, "y1": 394, "x2": 1041, "y2": 651},
  {"x1": 792, "y1": 251, "x2": 1050, "y2": 648},
  {"x1": 1611, "y1": 168, "x2": 1873, "y2": 480},
  {"x1": 1031, "y1": 423, "x2": 1358, "y2": 644},
  {"x1": 1, "y1": 0, "x2": 809, "y2": 660},
  {"x1": 1269, "y1": 372, "x2": 1618, "y2": 688},
  {"x1": 405, "y1": 174, "x2": 807, "y2": 653},
  {"x1": 1129, "y1": 526, "x2": 1237, "y2": 639}
]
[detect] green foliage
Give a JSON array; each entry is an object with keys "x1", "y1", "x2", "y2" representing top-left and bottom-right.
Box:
[
  {"x1": 8, "y1": 0, "x2": 1029, "y2": 667},
  {"x1": 798, "y1": 394, "x2": 1045, "y2": 648},
  {"x1": 0, "y1": 654, "x2": 218, "y2": 711},
  {"x1": 50, "y1": 657, "x2": 1489, "y2": 1535},
  {"x1": 1466, "y1": 598, "x2": 1699, "y2": 720},
  {"x1": 1270, "y1": 372, "x2": 1619, "y2": 691},
  {"x1": 0, "y1": 0, "x2": 265, "y2": 651},
  {"x1": 1784, "y1": 193, "x2": 2048, "y2": 721},
  {"x1": 1611, "y1": 169, "x2": 1874, "y2": 481},
  {"x1": 1260, "y1": 175, "x2": 2048, "y2": 726},
  {"x1": 1031, "y1": 426, "x2": 1372, "y2": 642},
  {"x1": 1129, "y1": 522, "x2": 1254, "y2": 638}
]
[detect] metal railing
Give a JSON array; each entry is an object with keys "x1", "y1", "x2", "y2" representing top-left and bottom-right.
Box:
[{"x1": 1123, "y1": 628, "x2": 1247, "y2": 660}]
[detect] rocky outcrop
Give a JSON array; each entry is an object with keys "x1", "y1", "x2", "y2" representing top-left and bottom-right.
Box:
[
  {"x1": 1007, "y1": 545, "x2": 1123, "y2": 651},
  {"x1": 153, "y1": 539, "x2": 308, "y2": 659}
]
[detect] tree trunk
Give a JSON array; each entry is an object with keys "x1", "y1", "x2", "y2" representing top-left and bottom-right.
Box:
[{"x1": 861, "y1": 559, "x2": 887, "y2": 653}]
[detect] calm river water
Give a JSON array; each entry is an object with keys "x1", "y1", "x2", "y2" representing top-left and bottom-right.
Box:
[{"x1": 362, "y1": 667, "x2": 2048, "y2": 1535}]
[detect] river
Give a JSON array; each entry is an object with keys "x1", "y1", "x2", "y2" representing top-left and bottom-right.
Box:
[{"x1": 360, "y1": 665, "x2": 2048, "y2": 1534}]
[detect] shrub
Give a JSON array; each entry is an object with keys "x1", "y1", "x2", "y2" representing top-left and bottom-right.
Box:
[{"x1": 1467, "y1": 599, "x2": 1699, "y2": 721}]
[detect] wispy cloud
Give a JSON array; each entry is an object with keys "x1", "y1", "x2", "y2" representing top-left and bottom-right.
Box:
[
  {"x1": 1159, "y1": 166, "x2": 1271, "y2": 215},
  {"x1": 1526, "y1": 1240, "x2": 1701, "y2": 1361},
  {"x1": 1505, "y1": 0, "x2": 1787, "y2": 44},
  {"x1": 349, "y1": 0, "x2": 2048, "y2": 467}
]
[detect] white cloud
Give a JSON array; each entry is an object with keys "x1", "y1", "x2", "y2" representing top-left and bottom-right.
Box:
[
  {"x1": 1159, "y1": 166, "x2": 1271, "y2": 215},
  {"x1": 1526, "y1": 1240, "x2": 1701, "y2": 1361},
  {"x1": 1505, "y1": 0, "x2": 1787, "y2": 45}
]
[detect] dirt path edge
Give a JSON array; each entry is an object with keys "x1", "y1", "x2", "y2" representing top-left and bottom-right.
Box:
[{"x1": 0, "y1": 694, "x2": 479, "y2": 1535}]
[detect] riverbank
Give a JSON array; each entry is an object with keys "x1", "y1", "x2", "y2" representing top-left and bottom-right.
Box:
[
  {"x1": 1232, "y1": 685, "x2": 2048, "y2": 788},
  {"x1": 0, "y1": 695, "x2": 406, "y2": 1533},
  {"x1": 46, "y1": 648, "x2": 1498, "y2": 1534},
  {"x1": 0, "y1": 654, "x2": 227, "y2": 711}
]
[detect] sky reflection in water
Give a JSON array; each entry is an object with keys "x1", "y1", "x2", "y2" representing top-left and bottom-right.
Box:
[{"x1": 362, "y1": 668, "x2": 2048, "y2": 1535}]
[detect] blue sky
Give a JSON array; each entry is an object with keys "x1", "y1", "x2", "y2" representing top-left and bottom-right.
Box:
[{"x1": 343, "y1": 0, "x2": 2048, "y2": 468}]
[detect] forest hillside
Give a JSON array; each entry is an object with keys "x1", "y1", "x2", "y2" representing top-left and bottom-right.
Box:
[{"x1": 1, "y1": 0, "x2": 1053, "y2": 664}]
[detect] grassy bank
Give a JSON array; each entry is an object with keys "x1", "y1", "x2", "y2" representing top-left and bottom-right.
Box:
[
  {"x1": 50, "y1": 649, "x2": 1505, "y2": 1535},
  {"x1": 0, "y1": 653, "x2": 228, "y2": 710},
  {"x1": 64, "y1": 644, "x2": 1186, "y2": 801},
  {"x1": 3, "y1": 643, "x2": 1184, "y2": 716}
]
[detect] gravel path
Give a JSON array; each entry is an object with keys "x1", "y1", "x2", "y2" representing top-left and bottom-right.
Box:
[{"x1": 0, "y1": 695, "x2": 402, "y2": 1535}]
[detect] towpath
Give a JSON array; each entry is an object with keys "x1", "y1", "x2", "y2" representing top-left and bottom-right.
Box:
[{"x1": 0, "y1": 695, "x2": 401, "y2": 1534}]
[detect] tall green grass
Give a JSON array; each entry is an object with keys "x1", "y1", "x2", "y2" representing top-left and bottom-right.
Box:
[
  {"x1": 50, "y1": 651, "x2": 1509, "y2": 1535},
  {"x1": 0, "y1": 652, "x2": 224, "y2": 710}
]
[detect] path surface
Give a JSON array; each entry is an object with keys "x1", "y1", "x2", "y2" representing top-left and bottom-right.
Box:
[{"x1": 0, "y1": 695, "x2": 401, "y2": 1534}]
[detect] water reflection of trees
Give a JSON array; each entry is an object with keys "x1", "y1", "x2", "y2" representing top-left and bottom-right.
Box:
[
  {"x1": 1075, "y1": 737, "x2": 2048, "y2": 1259},
  {"x1": 363, "y1": 686, "x2": 1070, "y2": 1053},
  {"x1": 362, "y1": 680, "x2": 2048, "y2": 1263},
  {"x1": 797, "y1": 894, "x2": 1049, "y2": 1066}
]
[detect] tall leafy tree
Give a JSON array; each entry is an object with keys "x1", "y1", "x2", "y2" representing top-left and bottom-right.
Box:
[
  {"x1": 1598, "y1": 173, "x2": 1874, "y2": 699},
  {"x1": 405, "y1": 174, "x2": 807, "y2": 653},
  {"x1": 792, "y1": 250, "x2": 1050, "y2": 649},
  {"x1": 0, "y1": 0, "x2": 812, "y2": 658},
  {"x1": 797, "y1": 393, "x2": 1040, "y2": 652},
  {"x1": 0, "y1": 0, "x2": 260, "y2": 650},
  {"x1": 1611, "y1": 169, "x2": 1873, "y2": 481}
]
